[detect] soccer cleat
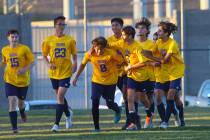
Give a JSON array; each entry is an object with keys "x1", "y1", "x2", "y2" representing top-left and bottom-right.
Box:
[
  {"x1": 12, "y1": 129, "x2": 18, "y2": 134},
  {"x1": 126, "y1": 123, "x2": 137, "y2": 131},
  {"x1": 114, "y1": 109, "x2": 121, "y2": 124},
  {"x1": 92, "y1": 128, "x2": 100, "y2": 132},
  {"x1": 144, "y1": 116, "x2": 153, "y2": 129},
  {"x1": 20, "y1": 112, "x2": 27, "y2": 122},
  {"x1": 174, "y1": 113, "x2": 181, "y2": 127},
  {"x1": 180, "y1": 120, "x2": 185, "y2": 127},
  {"x1": 121, "y1": 119, "x2": 130, "y2": 130},
  {"x1": 159, "y1": 121, "x2": 168, "y2": 129},
  {"x1": 66, "y1": 116, "x2": 73, "y2": 129},
  {"x1": 51, "y1": 124, "x2": 59, "y2": 132}
]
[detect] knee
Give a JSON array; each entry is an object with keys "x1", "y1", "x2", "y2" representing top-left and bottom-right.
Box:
[{"x1": 106, "y1": 99, "x2": 114, "y2": 108}]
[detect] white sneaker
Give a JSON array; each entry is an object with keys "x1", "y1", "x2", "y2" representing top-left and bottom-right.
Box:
[
  {"x1": 174, "y1": 112, "x2": 181, "y2": 127},
  {"x1": 66, "y1": 116, "x2": 73, "y2": 129},
  {"x1": 51, "y1": 124, "x2": 59, "y2": 132},
  {"x1": 159, "y1": 122, "x2": 168, "y2": 129}
]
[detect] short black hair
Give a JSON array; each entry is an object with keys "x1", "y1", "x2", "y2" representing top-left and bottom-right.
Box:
[
  {"x1": 111, "y1": 17, "x2": 124, "y2": 27},
  {"x1": 91, "y1": 37, "x2": 107, "y2": 49},
  {"x1": 7, "y1": 29, "x2": 19, "y2": 36},
  {"x1": 54, "y1": 16, "x2": 66, "y2": 26},
  {"x1": 122, "y1": 26, "x2": 136, "y2": 39}
]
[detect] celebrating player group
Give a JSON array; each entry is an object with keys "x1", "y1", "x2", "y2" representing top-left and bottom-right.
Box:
[{"x1": 0, "y1": 15, "x2": 185, "y2": 133}]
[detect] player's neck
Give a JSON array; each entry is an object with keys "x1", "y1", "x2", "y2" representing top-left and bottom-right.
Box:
[
  {"x1": 139, "y1": 36, "x2": 147, "y2": 42},
  {"x1": 114, "y1": 32, "x2": 121, "y2": 39},
  {"x1": 126, "y1": 39, "x2": 134, "y2": 45},
  {"x1": 162, "y1": 37, "x2": 169, "y2": 42},
  {"x1": 55, "y1": 31, "x2": 65, "y2": 37},
  {"x1": 10, "y1": 43, "x2": 18, "y2": 48}
]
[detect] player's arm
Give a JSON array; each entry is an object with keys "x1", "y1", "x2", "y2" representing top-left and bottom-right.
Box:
[
  {"x1": 141, "y1": 50, "x2": 161, "y2": 62},
  {"x1": 161, "y1": 53, "x2": 172, "y2": 64},
  {"x1": 72, "y1": 53, "x2": 89, "y2": 86},
  {"x1": 72, "y1": 54, "x2": 77, "y2": 73},
  {"x1": 18, "y1": 47, "x2": 35, "y2": 75}
]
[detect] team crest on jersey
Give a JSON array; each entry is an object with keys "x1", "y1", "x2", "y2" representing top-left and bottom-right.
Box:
[
  {"x1": 97, "y1": 60, "x2": 106, "y2": 64},
  {"x1": 56, "y1": 43, "x2": 65, "y2": 47}
]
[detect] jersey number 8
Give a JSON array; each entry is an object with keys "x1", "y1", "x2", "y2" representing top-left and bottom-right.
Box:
[{"x1": 99, "y1": 64, "x2": 107, "y2": 72}]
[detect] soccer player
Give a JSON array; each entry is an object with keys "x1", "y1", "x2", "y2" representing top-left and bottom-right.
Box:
[
  {"x1": 135, "y1": 17, "x2": 156, "y2": 128},
  {"x1": 0, "y1": 29, "x2": 34, "y2": 133},
  {"x1": 73, "y1": 37, "x2": 122, "y2": 131},
  {"x1": 42, "y1": 16, "x2": 77, "y2": 132},
  {"x1": 142, "y1": 21, "x2": 185, "y2": 128},
  {"x1": 107, "y1": 18, "x2": 137, "y2": 130},
  {"x1": 117, "y1": 26, "x2": 159, "y2": 130}
]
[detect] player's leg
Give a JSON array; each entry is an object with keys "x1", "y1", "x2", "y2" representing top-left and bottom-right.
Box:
[
  {"x1": 6, "y1": 83, "x2": 18, "y2": 133},
  {"x1": 161, "y1": 79, "x2": 181, "y2": 128},
  {"x1": 174, "y1": 91, "x2": 185, "y2": 126},
  {"x1": 126, "y1": 78, "x2": 138, "y2": 130},
  {"x1": 17, "y1": 86, "x2": 28, "y2": 122},
  {"x1": 154, "y1": 83, "x2": 167, "y2": 123},
  {"x1": 102, "y1": 84, "x2": 121, "y2": 124},
  {"x1": 91, "y1": 82, "x2": 102, "y2": 131}
]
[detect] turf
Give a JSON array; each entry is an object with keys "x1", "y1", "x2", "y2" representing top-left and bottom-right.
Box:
[{"x1": 0, "y1": 107, "x2": 210, "y2": 140}]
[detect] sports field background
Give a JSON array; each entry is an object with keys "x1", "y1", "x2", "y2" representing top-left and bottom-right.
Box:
[{"x1": 0, "y1": 107, "x2": 210, "y2": 140}]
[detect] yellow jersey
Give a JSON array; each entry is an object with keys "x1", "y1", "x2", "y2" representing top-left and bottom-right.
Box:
[
  {"x1": 107, "y1": 35, "x2": 125, "y2": 77},
  {"x1": 1, "y1": 44, "x2": 34, "y2": 87},
  {"x1": 42, "y1": 35, "x2": 77, "y2": 79},
  {"x1": 156, "y1": 38, "x2": 185, "y2": 81},
  {"x1": 138, "y1": 39, "x2": 156, "y2": 82},
  {"x1": 82, "y1": 48, "x2": 124, "y2": 85},
  {"x1": 121, "y1": 40, "x2": 149, "y2": 82}
]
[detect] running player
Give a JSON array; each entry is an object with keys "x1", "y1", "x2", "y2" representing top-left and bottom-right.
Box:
[
  {"x1": 0, "y1": 29, "x2": 34, "y2": 133},
  {"x1": 42, "y1": 16, "x2": 77, "y2": 132},
  {"x1": 73, "y1": 37, "x2": 123, "y2": 131},
  {"x1": 135, "y1": 17, "x2": 156, "y2": 128},
  {"x1": 142, "y1": 21, "x2": 185, "y2": 128}
]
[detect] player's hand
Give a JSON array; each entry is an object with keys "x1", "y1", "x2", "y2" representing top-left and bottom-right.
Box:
[
  {"x1": 125, "y1": 65, "x2": 132, "y2": 72},
  {"x1": 17, "y1": 68, "x2": 27, "y2": 75},
  {"x1": 72, "y1": 78, "x2": 78, "y2": 86},
  {"x1": 48, "y1": 63, "x2": 56, "y2": 70},
  {"x1": 88, "y1": 46, "x2": 94, "y2": 55}
]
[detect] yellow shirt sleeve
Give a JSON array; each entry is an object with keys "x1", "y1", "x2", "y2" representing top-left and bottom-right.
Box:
[
  {"x1": 41, "y1": 39, "x2": 50, "y2": 56},
  {"x1": 82, "y1": 52, "x2": 90, "y2": 65},
  {"x1": 167, "y1": 41, "x2": 179, "y2": 54}
]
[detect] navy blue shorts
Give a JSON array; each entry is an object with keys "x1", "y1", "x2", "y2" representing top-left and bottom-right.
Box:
[
  {"x1": 155, "y1": 78, "x2": 181, "y2": 92},
  {"x1": 127, "y1": 77, "x2": 148, "y2": 92},
  {"x1": 5, "y1": 83, "x2": 28, "y2": 100},
  {"x1": 146, "y1": 81, "x2": 155, "y2": 93},
  {"x1": 91, "y1": 82, "x2": 116, "y2": 100},
  {"x1": 117, "y1": 75, "x2": 127, "y2": 90},
  {"x1": 50, "y1": 77, "x2": 71, "y2": 90}
]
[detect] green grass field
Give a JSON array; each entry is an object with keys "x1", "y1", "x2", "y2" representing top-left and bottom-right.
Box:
[{"x1": 0, "y1": 107, "x2": 210, "y2": 140}]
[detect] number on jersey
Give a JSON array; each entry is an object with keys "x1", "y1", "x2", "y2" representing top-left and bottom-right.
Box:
[{"x1": 54, "y1": 48, "x2": 66, "y2": 58}]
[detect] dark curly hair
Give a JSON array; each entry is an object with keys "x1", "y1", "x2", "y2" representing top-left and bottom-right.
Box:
[{"x1": 158, "y1": 21, "x2": 178, "y2": 36}]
